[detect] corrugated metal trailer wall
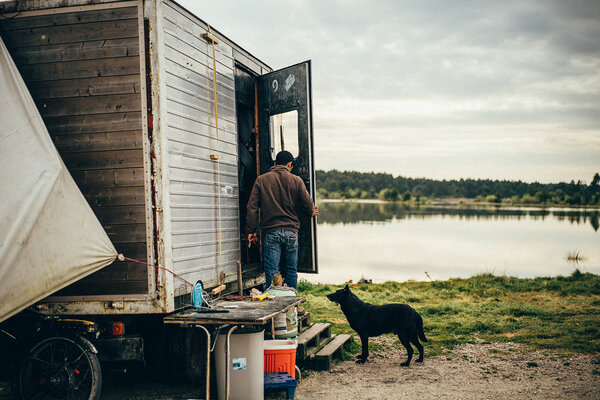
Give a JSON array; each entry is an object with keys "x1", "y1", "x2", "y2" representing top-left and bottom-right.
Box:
[
  {"x1": 154, "y1": 1, "x2": 270, "y2": 296},
  {"x1": 0, "y1": 1, "x2": 154, "y2": 298},
  {"x1": 158, "y1": 1, "x2": 240, "y2": 293}
]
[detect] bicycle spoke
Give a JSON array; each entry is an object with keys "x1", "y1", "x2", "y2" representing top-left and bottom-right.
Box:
[
  {"x1": 25, "y1": 356, "x2": 53, "y2": 367},
  {"x1": 20, "y1": 338, "x2": 100, "y2": 400},
  {"x1": 65, "y1": 350, "x2": 87, "y2": 368},
  {"x1": 77, "y1": 365, "x2": 92, "y2": 383}
]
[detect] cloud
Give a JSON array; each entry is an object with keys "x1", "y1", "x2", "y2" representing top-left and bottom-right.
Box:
[{"x1": 179, "y1": 0, "x2": 600, "y2": 183}]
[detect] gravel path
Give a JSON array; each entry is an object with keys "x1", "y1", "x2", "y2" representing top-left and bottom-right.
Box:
[
  {"x1": 2, "y1": 337, "x2": 598, "y2": 399},
  {"x1": 291, "y1": 337, "x2": 600, "y2": 400}
]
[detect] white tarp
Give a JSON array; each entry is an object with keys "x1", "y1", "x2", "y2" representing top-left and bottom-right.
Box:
[{"x1": 0, "y1": 37, "x2": 117, "y2": 323}]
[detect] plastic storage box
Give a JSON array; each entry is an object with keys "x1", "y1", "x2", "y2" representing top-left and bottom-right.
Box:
[{"x1": 264, "y1": 339, "x2": 297, "y2": 378}]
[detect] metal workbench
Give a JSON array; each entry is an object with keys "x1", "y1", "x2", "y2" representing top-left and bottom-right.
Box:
[{"x1": 163, "y1": 296, "x2": 305, "y2": 400}]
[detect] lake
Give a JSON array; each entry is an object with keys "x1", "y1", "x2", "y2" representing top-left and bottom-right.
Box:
[{"x1": 299, "y1": 201, "x2": 600, "y2": 284}]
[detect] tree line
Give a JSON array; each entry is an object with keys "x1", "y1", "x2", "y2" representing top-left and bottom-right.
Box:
[{"x1": 316, "y1": 170, "x2": 600, "y2": 206}]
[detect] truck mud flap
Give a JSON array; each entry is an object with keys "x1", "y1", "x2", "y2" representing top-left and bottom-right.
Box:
[{"x1": 95, "y1": 336, "x2": 144, "y2": 363}]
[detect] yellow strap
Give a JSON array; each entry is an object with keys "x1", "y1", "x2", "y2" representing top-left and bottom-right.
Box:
[{"x1": 208, "y1": 26, "x2": 223, "y2": 274}]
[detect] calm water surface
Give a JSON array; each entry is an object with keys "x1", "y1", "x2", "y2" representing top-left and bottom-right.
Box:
[{"x1": 299, "y1": 201, "x2": 600, "y2": 284}]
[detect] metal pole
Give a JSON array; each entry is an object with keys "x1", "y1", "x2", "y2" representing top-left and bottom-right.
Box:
[
  {"x1": 195, "y1": 324, "x2": 211, "y2": 400},
  {"x1": 225, "y1": 325, "x2": 238, "y2": 400}
]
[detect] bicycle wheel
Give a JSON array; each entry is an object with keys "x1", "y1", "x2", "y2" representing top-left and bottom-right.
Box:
[{"x1": 16, "y1": 336, "x2": 101, "y2": 400}]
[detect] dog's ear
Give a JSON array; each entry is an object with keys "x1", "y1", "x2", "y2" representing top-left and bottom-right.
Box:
[{"x1": 344, "y1": 284, "x2": 350, "y2": 292}]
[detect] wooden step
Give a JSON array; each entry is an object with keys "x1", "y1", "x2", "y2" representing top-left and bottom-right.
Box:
[
  {"x1": 296, "y1": 322, "x2": 331, "y2": 360},
  {"x1": 297, "y1": 311, "x2": 311, "y2": 333},
  {"x1": 313, "y1": 334, "x2": 353, "y2": 370}
]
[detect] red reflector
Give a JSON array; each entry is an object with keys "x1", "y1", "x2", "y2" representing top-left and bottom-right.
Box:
[
  {"x1": 75, "y1": 369, "x2": 80, "y2": 375},
  {"x1": 112, "y1": 322, "x2": 125, "y2": 336}
]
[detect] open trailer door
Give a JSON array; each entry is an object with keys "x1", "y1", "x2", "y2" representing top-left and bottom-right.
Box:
[{"x1": 257, "y1": 60, "x2": 318, "y2": 274}]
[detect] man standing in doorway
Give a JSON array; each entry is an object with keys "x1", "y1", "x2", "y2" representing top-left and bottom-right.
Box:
[{"x1": 247, "y1": 150, "x2": 318, "y2": 289}]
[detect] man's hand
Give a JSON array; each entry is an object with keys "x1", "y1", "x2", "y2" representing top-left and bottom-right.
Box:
[
  {"x1": 247, "y1": 233, "x2": 258, "y2": 246},
  {"x1": 312, "y1": 206, "x2": 319, "y2": 217}
]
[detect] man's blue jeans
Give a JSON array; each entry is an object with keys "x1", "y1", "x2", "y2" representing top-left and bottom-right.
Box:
[{"x1": 263, "y1": 230, "x2": 299, "y2": 289}]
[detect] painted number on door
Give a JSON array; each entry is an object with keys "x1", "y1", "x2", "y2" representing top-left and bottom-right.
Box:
[{"x1": 271, "y1": 74, "x2": 296, "y2": 93}]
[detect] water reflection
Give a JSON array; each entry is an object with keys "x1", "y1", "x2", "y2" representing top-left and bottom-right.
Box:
[
  {"x1": 301, "y1": 202, "x2": 599, "y2": 284},
  {"x1": 317, "y1": 201, "x2": 600, "y2": 232}
]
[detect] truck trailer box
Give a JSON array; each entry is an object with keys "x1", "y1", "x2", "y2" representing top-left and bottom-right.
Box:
[{"x1": 0, "y1": 0, "x2": 317, "y2": 317}]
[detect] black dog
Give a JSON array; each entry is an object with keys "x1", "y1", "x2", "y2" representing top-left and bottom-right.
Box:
[{"x1": 327, "y1": 285, "x2": 427, "y2": 366}]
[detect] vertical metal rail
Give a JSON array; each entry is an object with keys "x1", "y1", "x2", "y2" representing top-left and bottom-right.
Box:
[
  {"x1": 139, "y1": 0, "x2": 160, "y2": 299},
  {"x1": 225, "y1": 325, "x2": 238, "y2": 400},
  {"x1": 194, "y1": 324, "x2": 211, "y2": 400}
]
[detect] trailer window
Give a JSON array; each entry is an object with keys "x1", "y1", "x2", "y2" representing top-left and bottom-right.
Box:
[{"x1": 269, "y1": 110, "x2": 299, "y2": 159}]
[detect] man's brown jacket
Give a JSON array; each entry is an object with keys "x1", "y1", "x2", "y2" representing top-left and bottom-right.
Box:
[{"x1": 246, "y1": 165, "x2": 314, "y2": 235}]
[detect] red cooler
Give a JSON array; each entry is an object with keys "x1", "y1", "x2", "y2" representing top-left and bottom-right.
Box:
[{"x1": 264, "y1": 339, "x2": 297, "y2": 378}]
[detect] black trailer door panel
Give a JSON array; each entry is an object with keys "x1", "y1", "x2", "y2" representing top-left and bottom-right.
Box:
[{"x1": 257, "y1": 60, "x2": 317, "y2": 274}]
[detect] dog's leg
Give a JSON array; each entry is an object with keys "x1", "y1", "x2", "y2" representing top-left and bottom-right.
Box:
[
  {"x1": 410, "y1": 336, "x2": 424, "y2": 363},
  {"x1": 398, "y1": 335, "x2": 413, "y2": 367},
  {"x1": 356, "y1": 334, "x2": 369, "y2": 364}
]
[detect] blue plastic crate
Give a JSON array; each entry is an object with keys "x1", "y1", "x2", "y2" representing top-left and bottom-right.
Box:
[{"x1": 264, "y1": 372, "x2": 297, "y2": 399}]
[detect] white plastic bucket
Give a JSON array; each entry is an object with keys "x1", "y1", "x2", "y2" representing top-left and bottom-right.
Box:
[{"x1": 215, "y1": 328, "x2": 264, "y2": 400}]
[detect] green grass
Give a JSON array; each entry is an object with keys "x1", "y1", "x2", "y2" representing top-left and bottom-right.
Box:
[{"x1": 297, "y1": 270, "x2": 600, "y2": 356}]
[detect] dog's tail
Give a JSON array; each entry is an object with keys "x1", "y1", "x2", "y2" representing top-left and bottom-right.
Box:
[{"x1": 417, "y1": 314, "x2": 428, "y2": 342}]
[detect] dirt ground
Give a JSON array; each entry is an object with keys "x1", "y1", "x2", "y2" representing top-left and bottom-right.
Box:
[
  {"x1": 290, "y1": 337, "x2": 600, "y2": 400},
  {"x1": 1, "y1": 337, "x2": 598, "y2": 400}
]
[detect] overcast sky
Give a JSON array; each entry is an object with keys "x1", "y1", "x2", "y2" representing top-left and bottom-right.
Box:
[{"x1": 178, "y1": 0, "x2": 599, "y2": 183}]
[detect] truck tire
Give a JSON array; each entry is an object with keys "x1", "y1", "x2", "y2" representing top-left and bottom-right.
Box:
[
  {"x1": 167, "y1": 327, "x2": 207, "y2": 383},
  {"x1": 16, "y1": 336, "x2": 102, "y2": 400}
]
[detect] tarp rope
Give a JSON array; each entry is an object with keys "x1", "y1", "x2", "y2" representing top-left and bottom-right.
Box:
[
  {"x1": 208, "y1": 26, "x2": 224, "y2": 279},
  {"x1": 118, "y1": 255, "x2": 193, "y2": 287},
  {"x1": 118, "y1": 255, "x2": 217, "y2": 307}
]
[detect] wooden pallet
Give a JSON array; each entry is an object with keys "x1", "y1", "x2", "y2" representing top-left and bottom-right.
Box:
[
  {"x1": 297, "y1": 311, "x2": 311, "y2": 333},
  {"x1": 313, "y1": 334, "x2": 352, "y2": 370},
  {"x1": 296, "y1": 322, "x2": 331, "y2": 360}
]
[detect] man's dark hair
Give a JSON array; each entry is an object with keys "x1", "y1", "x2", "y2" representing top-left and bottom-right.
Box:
[{"x1": 275, "y1": 151, "x2": 294, "y2": 165}]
